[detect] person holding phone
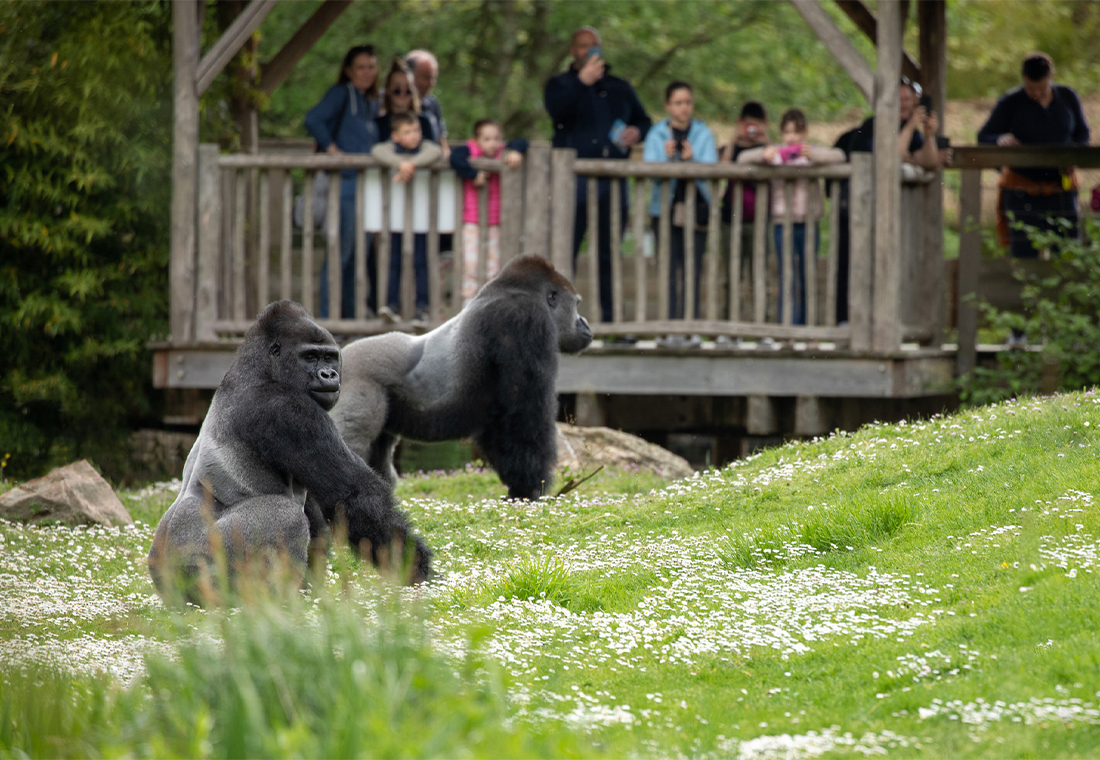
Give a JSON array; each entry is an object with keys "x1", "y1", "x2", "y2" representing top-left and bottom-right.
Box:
[
  {"x1": 845, "y1": 78, "x2": 942, "y2": 170},
  {"x1": 544, "y1": 26, "x2": 652, "y2": 327}
]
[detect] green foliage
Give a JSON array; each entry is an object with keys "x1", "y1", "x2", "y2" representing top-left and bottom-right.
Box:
[
  {"x1": 0, "y1": 2, "x2": 172, "y2": 479},
  {"x1": 959, "y1": 219, "x2": 1100, "y2": 407}
]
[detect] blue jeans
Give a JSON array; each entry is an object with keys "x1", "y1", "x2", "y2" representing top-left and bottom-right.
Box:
[
  {"x1": 319, "y1": 180, "x2": 376, "y2": 318},
  {"x1": 773, "y1": 222, "x2": 818, "y2": 326},
  {"x1": 386, "y1": 232, "x2": 429, "y2": 313}
]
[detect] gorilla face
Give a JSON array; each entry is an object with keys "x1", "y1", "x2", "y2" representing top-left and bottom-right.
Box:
[
  {"x1": 548, "y1": 285, "x2": 592, "y2": 355},
  {"x1": 262, "y1": 306, "x2": 343, "y2": 411}
]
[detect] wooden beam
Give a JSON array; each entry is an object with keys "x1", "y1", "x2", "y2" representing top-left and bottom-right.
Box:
[
  {"x1": 871, "y1": 0, "x2": 902, "y2": 353},
  {"x1": 834, "y1": 0, "x2": 922, "y2": 83},
  {"x1": 917, "y1": 0, "x2": 946, "y2": 124},
  {"x1": 790, "y1": 0, "x2": 874, "y2": 102},
  {"x1": 171, "y1": 0, "x2": 202, "y2": 345},
  {"x1": 956, "y1": 169, "x2": 982, "y2": 375},
  {"x1": 196, "y1": 0, "x2": 279, "y2": 96},
  {"x1": 260, "y1": 0, "x2": 352, "y2": 95}
]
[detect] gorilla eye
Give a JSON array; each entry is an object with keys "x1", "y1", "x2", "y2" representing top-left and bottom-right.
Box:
[
  {"x1": 547, "y1": 290, "x2": 558, "y2": 307},
  {"x1": 270, "y1": 342, "x2": 281, "y2": 357}
]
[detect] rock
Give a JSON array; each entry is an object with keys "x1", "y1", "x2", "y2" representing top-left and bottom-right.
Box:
[
  {"x1": 0, "y1": 460, "x2": 133, "y2": 527},
  {"x1": 555, "y1": 423, "x2": 695, "y2": 480}
]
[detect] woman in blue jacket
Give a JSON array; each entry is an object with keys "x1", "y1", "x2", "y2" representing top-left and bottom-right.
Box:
[
  {"x1": 304, "y1": 45, "x2": 380, "y2": 319},
  {"x1": 643, "y1": 81, "x2": 717, "y2": 330}
]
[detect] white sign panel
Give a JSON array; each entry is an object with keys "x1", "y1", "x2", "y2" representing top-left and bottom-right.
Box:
[{"x1": 363, "y1": 168, "x2": 458, "y2": 233}]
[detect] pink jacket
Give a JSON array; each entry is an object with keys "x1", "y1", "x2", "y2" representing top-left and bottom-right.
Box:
[
  {"x1": 736, "y1": 144, "x2": 846, "y2": 221},
  {"x1": 462, "y1": 140, "x2": 502, "y2": 225}
]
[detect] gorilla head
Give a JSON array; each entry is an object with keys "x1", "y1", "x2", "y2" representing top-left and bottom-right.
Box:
[
  {"x1": 333, "y1": 255, "x2": 593, "y2": 500},
  {"x1": 149, "y1": 301, "x2": 430, "y2": 604}
]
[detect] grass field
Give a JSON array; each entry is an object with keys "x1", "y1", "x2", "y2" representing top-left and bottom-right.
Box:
[{"x1": 2, "y1": 390, "x2": 1099, "y2": 758}]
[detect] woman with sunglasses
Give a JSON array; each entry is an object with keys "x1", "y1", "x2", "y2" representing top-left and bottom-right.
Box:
[
  {"x1": 375, "y1": 59, "x2": 435, "y2": 143},
  {"x1": 304, "y1": 45, "x2": 382, "y2": 319}
]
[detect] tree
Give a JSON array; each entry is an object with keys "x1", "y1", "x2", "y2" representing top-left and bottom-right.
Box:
[{"x1": 0, "y1": 2, "x2": 172, "y2": 479}]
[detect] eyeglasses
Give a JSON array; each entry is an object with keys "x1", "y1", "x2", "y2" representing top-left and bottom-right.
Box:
[{"x1": 900, "y1": 76, "x2": 922, "y2": 96}]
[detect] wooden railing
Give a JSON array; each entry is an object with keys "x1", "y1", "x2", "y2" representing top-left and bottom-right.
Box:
[{"x1": 179, "y1": 143, "x2": 943, "y2": 354}]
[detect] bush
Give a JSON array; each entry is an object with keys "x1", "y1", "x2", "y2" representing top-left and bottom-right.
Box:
[
  {"x1": 0, "y1": 3, "x2": 172, "y2": 479},
  {"x1": 959, "y1": 218, "x2": 1100, "y2": 407}
]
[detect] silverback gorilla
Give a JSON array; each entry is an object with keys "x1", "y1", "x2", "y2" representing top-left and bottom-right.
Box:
[
  {"x1": 149, "y1": 301, "x2": 430, "y2": 602},
  {"x1": 331, "y1": 255, "x2": 593, "y2": 499}
]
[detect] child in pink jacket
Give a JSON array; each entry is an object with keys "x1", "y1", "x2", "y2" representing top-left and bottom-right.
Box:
[
  {"x1": 737, "y1": 108, "x2": 845, "y2": 324},
  {"x1": 449, "y1": 119, "x2": 528, "y2": 303}
]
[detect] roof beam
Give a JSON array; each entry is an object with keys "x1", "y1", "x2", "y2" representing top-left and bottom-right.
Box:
[
  {"x1": 196, "y1": 0, "x2": 280, "y2": 96},
  {"x1": 834, "y1": 0, "x2": 922, "y2": 84},
  {"x1": 790, "y1": 0, "x2": 874, "y2": 102},
  {"x1": 260, "y1": 0, "x2": 352, "y2": 95}
]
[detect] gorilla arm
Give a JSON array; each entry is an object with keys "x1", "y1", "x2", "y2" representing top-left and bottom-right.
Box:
[{"x1": 243, "y1": 390, "x2": 431, "y2": 583}]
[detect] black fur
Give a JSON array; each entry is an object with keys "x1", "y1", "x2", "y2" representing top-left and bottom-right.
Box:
[
  {"x1": 332, "y1": 255, "x2": 593, "y2": 500},
  {"x1": 148, "y1": 301, "x2": 430, "y2": 601}
]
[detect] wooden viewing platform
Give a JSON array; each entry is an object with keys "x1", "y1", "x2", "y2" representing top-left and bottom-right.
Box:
[{"x1": 158, "y1": 0, "x2": 1100, "y2": 455}]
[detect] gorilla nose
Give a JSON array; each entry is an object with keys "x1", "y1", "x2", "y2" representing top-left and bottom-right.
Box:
[
  {"x1": 578, "y1": 316, "x2": 592, "y2": 334},
  {"x1": 318, "y1": 367, "x2": 339, "y2": 385}
]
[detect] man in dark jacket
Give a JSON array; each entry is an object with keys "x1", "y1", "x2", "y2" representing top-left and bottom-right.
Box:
[{"x1": 544, "y1": 27, "x2": 651, "y2": 324}]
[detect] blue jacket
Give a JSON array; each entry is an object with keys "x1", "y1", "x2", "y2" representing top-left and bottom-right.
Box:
[
  {"x1": 544, "y1": 66, "x2": 651, "y2": 160},
  {"x1": 643, "y1": 118, "x2": 717, "y2": 217},
  {"x1": 305, "y1": 83, "x2": 380, "y2": 179}
]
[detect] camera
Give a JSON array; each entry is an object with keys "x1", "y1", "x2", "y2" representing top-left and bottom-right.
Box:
[
  {"x1": 778, "y1": 143, "x2": 803, "y2": 162},
  {"x1": 919, "y1": 93, "x2": 933, "y2": 111}
]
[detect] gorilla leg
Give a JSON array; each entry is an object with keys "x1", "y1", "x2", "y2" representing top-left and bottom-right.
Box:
[
  {"x1": 477, "y1": 420, "x2": 557, "y2": 500},
  {"x1": 368, "y1": 431, "x2": 400, "y2": 487}
]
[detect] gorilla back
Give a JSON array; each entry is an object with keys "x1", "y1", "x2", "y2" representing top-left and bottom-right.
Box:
[
  {"x1": 148, "y1": 301, "x2": 430, "y2": 602},
  {"x1": 332, "y1": 255, "x2": 592, "y2": 499}
]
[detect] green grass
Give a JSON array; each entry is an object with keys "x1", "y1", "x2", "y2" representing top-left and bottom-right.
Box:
[{"x1": 4, "y1": 391, "x2": 1100, "y2": 757}]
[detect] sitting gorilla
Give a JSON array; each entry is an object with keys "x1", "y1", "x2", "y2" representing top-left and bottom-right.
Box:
[
  {"x1": 148, "y1": 301, "x2": 430, "y2": 602},
  {"x1": 331, "y1": 254, "x2": 593, "y2": 499}
]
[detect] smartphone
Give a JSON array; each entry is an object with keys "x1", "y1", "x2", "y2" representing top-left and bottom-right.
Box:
[
  {"x1": 935, "y1": 135, "x2": 951, "y2": 149},
  {"x1": 587, "y1": 45, "x2": 602, "y2": 61},
  {"x1": 919, "y1": 93, "x2": 933, "y2": 111}
]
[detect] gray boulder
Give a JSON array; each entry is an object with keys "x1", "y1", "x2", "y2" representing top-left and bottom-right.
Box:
[
  {"x1": 555, "y1": 423, "x2": 694, "y2": 480},
  {"x1": 0, "y1": 460, "x2": 133, "y2": 527}
]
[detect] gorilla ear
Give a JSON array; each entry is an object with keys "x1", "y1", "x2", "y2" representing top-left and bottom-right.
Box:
[
  {"x1": 270, "y1": 342, "x2": 281, "y2": 357},
  {"x1": 547, "y1": 289, "x2": 558, "y2": 307}
]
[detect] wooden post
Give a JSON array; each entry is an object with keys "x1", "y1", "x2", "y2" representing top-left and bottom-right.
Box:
[
  {"x1": 550, "y1": 148, "x2": 577, "y2": 278},
  {"x1": 170, "y1": 0, "x2": 202, "y2": 344},
  {"x1": 523, "y1": 141, "x2": 552, "y2": 260},
  {"x1": 919, "y1": 0, "x2": 947, "y2": 345},
  {"x1": 849, "y1": 153, "x2": 874, "y2": 351},
  {"x1": 872, "y1": 0, "x2": 902, "y2": 352},
  {"x1": 957, "y1": 168, "x2": 982, "y2": 374},
  {"x1": 195, "y1": 144, "x2": 221, "y2": 340}
]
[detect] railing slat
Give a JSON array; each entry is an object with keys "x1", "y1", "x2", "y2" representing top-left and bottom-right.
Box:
[
  {"x1": 957, "y1": 167, "x2": 982, "y2": 374},
  {"x1": 752, "y1": 182, "x2": 769, "y2": 324},
  {"x1": 401, "y1": 179, "x2": 415, "y2": 320},
  {"x1": 301, "y1": 172, "x2": 315, "y2": 313},
  {"x1": 849, "y1": 154, "x2": 874, "y2": 351},
  {"x1": 781, "y1": 181, "x2": 793, "y2": 326},
  {"x1": 610, "y1": 177, "x2": 623, "y2": 324},
  {"x1": 684, "y1": 180, "x2": 697, "y2": 321},
  {"x1": 257, "y1": 171, "x2": 271, "y2": 309},
  {"x1": 233, "y1": 169, "x2": 247, "y2": 321},
  {"x1": 354, "y1": 169, "x2": 367, "y2": 320},
  {"x1": 523, "y1": 143, "x2": 551, "y2": 260},
  {"x1": 378, "y1": 168, "x2": 391, "y2": 316},
  {"x1": 805, "y1": 178, "x2": 819, "y2": 328},
  {"x1": 586, "y1": 176, "x2": 600, "y2": 324},
  {"x1": 500, "y1": 161, "x2": 523, "y2": 262},
  {"x1": 326, "y1": 169, "x2": 341, "y2": 320},
  {"x1": 196, "y1": 144, "x2": 221, "y2": 341},
  {"x1": 705, "y1": 179, "x2": 720, "y2": 322},
  {"x1": 825, "y1": 179, "x2": 839, "y2": 327},
  {"x1": 658, "y1": 180, "x2": 671, "y2": 322},
  {"x1": 477, "y1": 181, "x2": 490, "y2": 293},
  {"x1": 729, "y1": 182, "x2": 743, "y2": 323},
  {"x1": 427, "y1": 169, "x2": 441, "y2": 323},
  {"x1": 451, "y1": 172, "x2": 464, "y2": 318},
  {"x1": 280, "y1": 172, "x2": 292, "y2": 302},
  {"x1": 632, "y1": 178, "x2": 647, "y2": 324}
]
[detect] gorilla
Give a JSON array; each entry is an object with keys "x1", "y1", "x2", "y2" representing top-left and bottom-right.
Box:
[
  {"x1": 148, "y1": 301, "x2": 430, "y2": 602},
  {"x1": 331, "y1": 254, "x2": 593, "y2": 500}
]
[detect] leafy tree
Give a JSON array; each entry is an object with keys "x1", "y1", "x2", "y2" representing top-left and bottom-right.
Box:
[{"x1": 0, "y1": 2, "x2": 172, "y2": 479}]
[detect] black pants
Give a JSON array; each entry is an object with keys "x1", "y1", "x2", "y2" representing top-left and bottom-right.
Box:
[
  {"x1": 572, "y1": 177, "x2": 629, "y2": 323},
  {"x1": 651, "y1": 218, "x2": 706, "y2": 320},
  {"x1": 1003, "y1": 188, "x2": 1080, "y2": 258}
]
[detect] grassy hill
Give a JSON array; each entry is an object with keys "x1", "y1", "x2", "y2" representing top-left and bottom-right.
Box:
[{"x1": 2, "y1": 390, "x2": 1099, "y2": 757}]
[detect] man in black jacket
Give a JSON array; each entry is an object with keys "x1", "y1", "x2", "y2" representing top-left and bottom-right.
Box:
[{"x1": 545, "y1": 27, "x2": 651, "y2": 324}]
